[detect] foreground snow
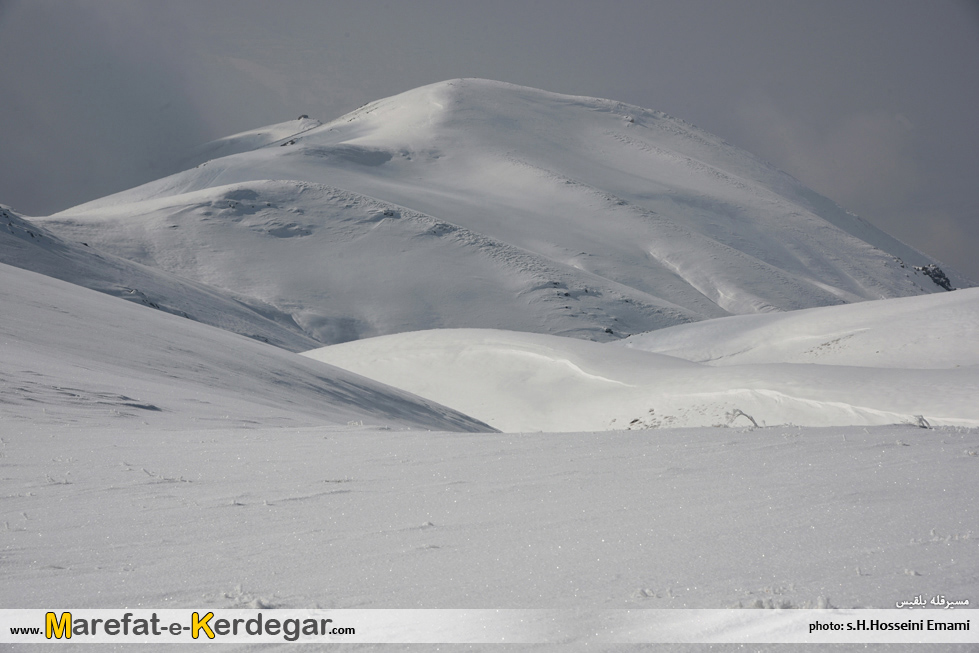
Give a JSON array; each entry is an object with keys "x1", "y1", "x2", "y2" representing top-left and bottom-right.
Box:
[{"x1": 5, "y1": 422, "x2": 977, "y2": 651}]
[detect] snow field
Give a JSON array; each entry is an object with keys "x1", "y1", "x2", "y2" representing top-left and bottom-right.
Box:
[{"x1": 4, "y1": 422, "x2": 977, "y2": 651}]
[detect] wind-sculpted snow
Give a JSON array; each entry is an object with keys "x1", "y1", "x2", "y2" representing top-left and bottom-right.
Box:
[
  {"x1": 40, "y1": 181, "x2": 701, "y2": 344},
  {"x1": 37, "y1": 79, "x2": 964, "y2": 347},
  {"x1": 303, "y1": 324, "x2": 979, "y2": 433},
  {"x1": 0, "y1": 262, "x2": 494, "y2": 432},
  {"x1": 179, "y1": 117, "x2": 323, "y2": 168},
  {"x1": 620, "y1": 287, "x2": 979, "y2": 369}
]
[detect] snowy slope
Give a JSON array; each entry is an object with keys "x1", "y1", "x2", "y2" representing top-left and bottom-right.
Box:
[
  {"x1": 619, "y1": 287, "x2": 979, "y2": 369},
  {"x1": 37, "y1": 79, "x2": 961, "y2": 346},
  {"x1": 31, "y1": 181, "x2": 701, "y2": 344},
  {"x1": 8, "y1": 258, "x2": 976, "y2": 650},
  {"x1": 178, "y1": 116, "x2": 323, "y2": 169},
  {"x1": 0, "y1": 261, "x2": 493, "y2": 432},
  {"x1": 303, "y1": 288, "x2": 979, "y2": 432},
  {"x1": 1, "y1": 205, "x2": 319, "y2": 351}
]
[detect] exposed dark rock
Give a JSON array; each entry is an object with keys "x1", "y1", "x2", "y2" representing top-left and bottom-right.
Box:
[{"x1": 913, "y1": 264, "x2": 954, "y2": 291}]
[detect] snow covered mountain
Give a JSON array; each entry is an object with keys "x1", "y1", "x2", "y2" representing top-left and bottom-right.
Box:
[
  {"x1": 32, "y1": 79, "x2": 963, "y2": 347},
  {"x1": 5, "y1": 78, "x2": 974, "y2": 433},
  {"x1": 619, "y1": 287, "x2": 979, "y2": 369}
]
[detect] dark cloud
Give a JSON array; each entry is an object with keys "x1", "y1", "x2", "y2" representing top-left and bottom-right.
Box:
[
  {"x1": 1, "y1": 0, "x2": 976, "y2": 280},
  {"x1": 0, "y1": 1, "x2": 212, "y2": 214}
]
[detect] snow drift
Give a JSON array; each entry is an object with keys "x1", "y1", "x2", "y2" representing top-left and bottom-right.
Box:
[
  {"x1": 620, "y1": 287, "x2": 979, "y2": 369},
  {"x1": 304, "y1": 289, "x2": 979, "y2": 433}
]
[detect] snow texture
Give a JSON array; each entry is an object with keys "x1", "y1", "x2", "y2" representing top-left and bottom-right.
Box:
[{"x1": 303, "y1": 307, "x2": 979, "y2": 433}]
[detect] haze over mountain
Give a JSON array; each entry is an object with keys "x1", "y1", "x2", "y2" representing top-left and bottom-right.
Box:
[
  {"x1": 2, "y1": 204, "x2": 318, "y2": 351},
  {"x1": 0, "y1": 259, "x2": 492, "y2": 433},
  {"x1": 33, "y1": 79, "x2": 963, "y2": 348}
]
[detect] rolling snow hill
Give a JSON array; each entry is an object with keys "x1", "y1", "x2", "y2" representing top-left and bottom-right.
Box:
[
  {"x1": 0, "y1": 260, "x2": 493, "y2": 432},
  {"x1": 34, "y1": 79, "x2": 964, "y2": 347},
  {"x1": 303, "y1": 289, "x2": 979, "y2": 433},
  {"x1": 619, "y1": 287, "x2": 979, "y2": 369}
]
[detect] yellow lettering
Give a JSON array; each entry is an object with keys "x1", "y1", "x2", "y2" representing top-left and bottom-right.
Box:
[
  {"x1": 45, "y1": 612, "x2": 71, "y2": 640},
  {"x1": 192, "y1": 612, "x2": 214, "y2": 640}
]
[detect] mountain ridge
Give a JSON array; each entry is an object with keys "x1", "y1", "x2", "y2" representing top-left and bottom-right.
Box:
[
  {"x1": 28, "y1": 79, "x2": 966, "y2": 347},
  {"x1": 1, "y1": 204, "x2": 319, "y2": 351}
]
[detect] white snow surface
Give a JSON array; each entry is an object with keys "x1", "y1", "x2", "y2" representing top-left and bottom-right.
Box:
[
  {"x1": 4, "y1": 262, "x2": 974, "y2": 649},
  {"x1": 0, "y1": 261, "x2": 491, "y2": 432},
  {"x1": 181, "y1": 117, "x2": 323, "y2": 167},
  {"x1": 303, "y1": 305, "x2": 979, "y2": 433},
  {"x1": 3, "y1": 269, "x2": 977, "y2": 648},
  {"x1": 620, "y1": 286, "x2": 979, "y2": 369},
  {"x1": 6, "y1": 419, "x2": 979, "y2": 652},
  {"x1": 36, "y1": 79, "x2": 963, "y2": 347},
  {"x1": 1, "y1": 205, "x2": 319, "y2": 352}
]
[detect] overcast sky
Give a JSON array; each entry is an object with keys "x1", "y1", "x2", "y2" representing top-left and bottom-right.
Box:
[{"x1": 2, "y1": 0, "x2": 977, "y2": 281}]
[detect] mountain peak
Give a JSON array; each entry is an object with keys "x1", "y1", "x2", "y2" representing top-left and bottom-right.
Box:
[{"x1": 32, "y1": 80, "x2": 964, "y2": 347}]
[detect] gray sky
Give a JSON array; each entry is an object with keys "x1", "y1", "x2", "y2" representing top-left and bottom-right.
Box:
[{"x1": 2, "y1": 0, "x2": 977, "y2": 281}]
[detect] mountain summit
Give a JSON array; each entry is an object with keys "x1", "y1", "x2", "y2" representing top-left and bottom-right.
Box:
[{"x1": 35, "y1": 79, "x2": 960, "y2": 346}]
